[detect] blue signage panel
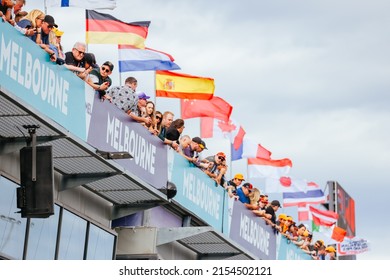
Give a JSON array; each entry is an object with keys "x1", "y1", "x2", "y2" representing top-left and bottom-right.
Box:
[
  {"x1": 229, "y1": 201, "x2": 277, "y2": 259},
  {"x1": 277, "y1": 235, "x2": 313, "y2": 260},
  {"x1": 0, "y1": 21, "x2": 86, "y2": 140},
  {"x1": 87, "y1": 93, "x2": 168, "y2": 188},
  {"x1": 169, "y1": 151, "x2": 225, "y2": 231}
]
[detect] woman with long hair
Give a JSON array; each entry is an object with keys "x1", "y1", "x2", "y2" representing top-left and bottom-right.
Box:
[
  {"x1": 155, "y1": 110, "x2": 163, "y2": 135},
  {"x1": 16, "y1": 9, "x2": 45, "y2": 41},
  {"x1": 144, "y1": 101, "x2": 159, "y2": 135}
]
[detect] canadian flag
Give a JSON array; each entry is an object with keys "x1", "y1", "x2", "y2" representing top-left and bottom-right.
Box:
[
  {"x1": 200, "y1": 117, "x2": 274, "y2": 161},
  {"x1": 200, "y1": 117, "x2": 245, "y2": 160}
]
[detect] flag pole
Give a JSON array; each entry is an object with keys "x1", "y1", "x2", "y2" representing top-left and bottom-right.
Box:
[
  {"x1": 44, "y1": 0, "x2": 47, "y2": 14},
  {"x1": 153, "y1": 70, "x2": 157, "y2": 107},
  {"x1": 85, "y1": 10, "x2": 89, "y2": 53},
  {"x1": 118, "y1": 57, "x2": 122, "y2": 86}
]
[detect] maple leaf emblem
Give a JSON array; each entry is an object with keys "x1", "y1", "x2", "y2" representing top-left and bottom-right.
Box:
[{"x1": 217, "y1": 120, "x2": 236, "y2": 133}]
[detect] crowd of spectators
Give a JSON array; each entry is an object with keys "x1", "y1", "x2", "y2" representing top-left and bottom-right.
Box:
[{"x1": 1, "y1": 1, "x2": 336, "y2": 260}]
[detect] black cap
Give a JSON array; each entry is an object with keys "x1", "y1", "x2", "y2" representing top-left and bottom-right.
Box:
[
  {"x1": 84, "y1": 53, "x2": 94, "y2": 66},
  {"x1": 200, "y1": 140, "x2": 207, "y2": 150},
  {"x1": 192, "y1": 137, "x2": 207, "y2": 149},
  {"x1": 242, "y1": 182, "x2": 253, "y2": 190},
  {"x1": 271, "y1": 200, "x2": 282, "y2": 208},
  {"x1": 102, "y1": 61, "x2": 114, "y2": 71},
  {"x1": 44, "y1": 15, "x2": 58, "y2": 28}
]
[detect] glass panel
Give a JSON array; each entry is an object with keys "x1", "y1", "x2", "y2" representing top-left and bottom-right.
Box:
[
  {"x1": 0, "y1": 176, "x2": 27, "y2": 259},
  {"x1": 26, "y1": 205, "x2": 60, "y2": 260},
  {"x1": 57, "y1": 209, "x2": 87, "y2": 260},
  {"x1": 87, "y1": 224, "x2": 115, "y2": 260}
]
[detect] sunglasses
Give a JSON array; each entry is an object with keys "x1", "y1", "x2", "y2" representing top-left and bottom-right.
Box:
[
  {"x1": 218, "y1": 156, "x2": 225, "y2": 161},
  {"x1": 101, "y1": 66, "x2": 111, "y2": 73},
  {"x1": 156, "y1": 116, "x2": 162, "y2": 120},
  {"x1": 74, "y1": 48, "x2": 85, "y2": 55}
]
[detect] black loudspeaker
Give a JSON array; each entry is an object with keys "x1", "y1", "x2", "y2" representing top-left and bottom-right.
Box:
[
  {"x1": 159, "y1": 181, "x2": 177, "y2": 200},
  {"x1": 17, "y1": 146, "x2": 54, "y2": 218}
]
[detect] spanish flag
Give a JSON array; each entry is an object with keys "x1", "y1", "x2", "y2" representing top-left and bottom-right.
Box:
[
  {"x1": 155, "y1": 70, "x2": 215, "y2": 100},
  {"x1": 86, "y1": 10, "x2": 150, "y2": 48}
]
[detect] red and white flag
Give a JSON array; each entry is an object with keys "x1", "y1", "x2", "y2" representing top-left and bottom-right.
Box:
[
  {"x1": 297, "y1": 204, "x2": 310, "y2": 221},
  {"x1": 267, "y1": 176, "x2": 309, "y2": 194},
  {"x1": 200, "y1": 117, "x2": 246, "y2": 160},
  {"x1": 247, "y1": 158, "x2": 292, "y2": 183},
  {"x1": 242, "y1": 137, "x2": 272, "y2": 159},
  {"x1": 309, "y1": 206, "x2": 338, "y2": 227},
  {"x1": 201, "y1": 118, "x2": 272, "y2": 162}
]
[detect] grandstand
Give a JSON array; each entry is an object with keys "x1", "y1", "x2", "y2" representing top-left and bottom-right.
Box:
[{"x1": 1, "y1": 17, "x2": 317, "y2": 260}]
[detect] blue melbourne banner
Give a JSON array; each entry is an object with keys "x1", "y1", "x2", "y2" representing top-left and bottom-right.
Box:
[
  {"x1": 168, "y1": 150, "x2": 225, "y2": 231},
  {"x1": 229, "y1": 201, "x2": 277, "y2": 259},
  {"x1": 0, "y1": 21, "x2": 86, "y2": 140},
  {"x1": 277, "y1": 234, "x2": 313, "y2": 260},
  {"x1": 87, "y1": 93, "x2": 168, "y2": 188}
]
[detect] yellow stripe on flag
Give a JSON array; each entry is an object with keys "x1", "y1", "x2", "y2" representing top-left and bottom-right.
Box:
[
  {"x1": 155, "y1": 71, "x2": 214, "y2": 100},
  {"x1": 86, "y1": 31, "x2": 146, "y2": 48}
]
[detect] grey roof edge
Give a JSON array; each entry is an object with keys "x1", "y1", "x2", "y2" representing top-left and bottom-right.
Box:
[
  {"x1": 165, "y1": 201, "x2": 258, "y2": 259},
  {"x1": 1, "y1": 89, "x2": 168, "y2": 203}
]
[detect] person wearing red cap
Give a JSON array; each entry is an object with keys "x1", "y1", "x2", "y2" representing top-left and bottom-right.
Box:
[{"x1": 236, "y1": 182, "x2": 253, "y2": 204}]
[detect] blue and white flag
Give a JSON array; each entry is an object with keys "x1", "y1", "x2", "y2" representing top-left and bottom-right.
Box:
[
  {"x1": 47, "y1": 0, "x2": 117, "y2": 10},
  {"x1": 118, "y1": 45, "x2": 180, "y2": 72}
]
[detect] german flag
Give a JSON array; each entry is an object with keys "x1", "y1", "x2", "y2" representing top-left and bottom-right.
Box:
[
  {"x1": 156, "y1": 70, "x2": 215, "y2": 100},
  {"x1": 86, "y1": 10, "x2": 150, "y2": 48}
]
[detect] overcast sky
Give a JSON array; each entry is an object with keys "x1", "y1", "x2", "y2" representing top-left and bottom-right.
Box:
[{"x1": 28, "y1": 0, "x2": 390, "y2": 259}]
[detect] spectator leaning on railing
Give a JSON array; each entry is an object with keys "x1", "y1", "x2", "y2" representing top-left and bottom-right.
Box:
[
  {"x1": 7, "y1": 7, "x2": 338, "y2": 259},
  {"x1": 225, "y1": 173, "x2": 245, "y2": 199},
  {"x1": 87, "y1": 61, "x2": 113, "y2": 99},
  {"x1": 158, "y1": 111, "x2": 179, "y2": 149}
]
